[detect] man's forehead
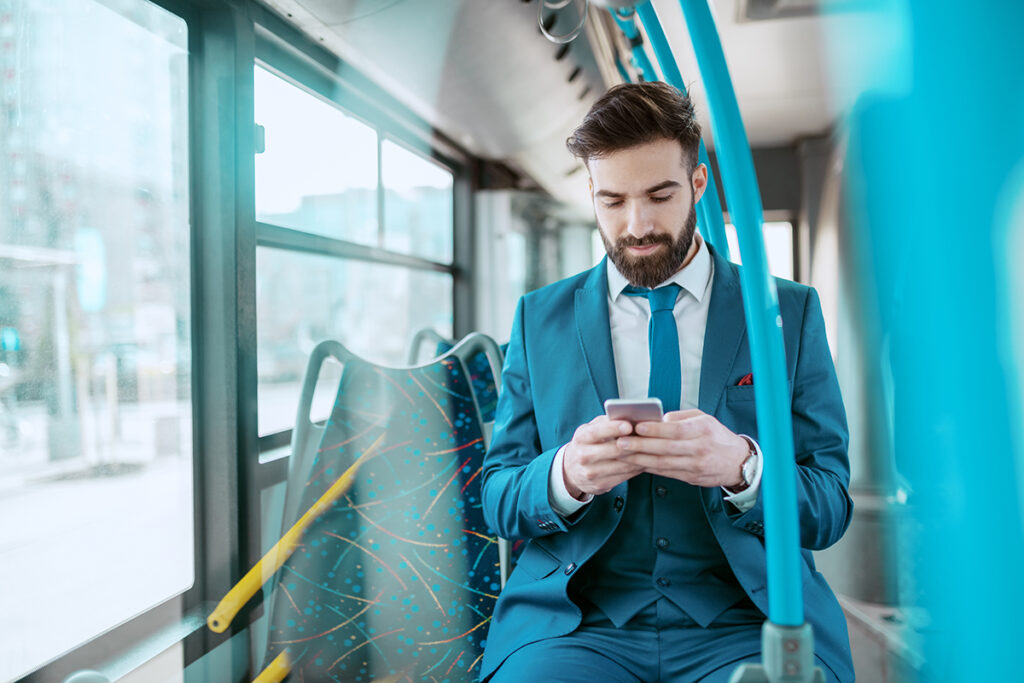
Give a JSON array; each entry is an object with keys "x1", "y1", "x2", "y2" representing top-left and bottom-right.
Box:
[
  {"x1": 587, "y1": 138, "x2": 688, "y2": 163},
  {"x1": 587, "y1": 141, "x2": 689, "y2": 187}
]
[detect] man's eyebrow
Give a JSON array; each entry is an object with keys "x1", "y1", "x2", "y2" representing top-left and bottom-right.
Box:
[
  {"x1": 645, "y1": 180, "x2": 681, "y2": 194},
  {"x1": 594, "y1": 180, "x2": 681, "y2": 198}
]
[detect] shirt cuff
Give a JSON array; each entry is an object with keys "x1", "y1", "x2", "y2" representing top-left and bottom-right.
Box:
[
  {"x1": 549, "y1": 445, "x2": 593, "y2": 518},
  {"x1": 721, "y1": 435, "x2": 763, "y2": 513}
]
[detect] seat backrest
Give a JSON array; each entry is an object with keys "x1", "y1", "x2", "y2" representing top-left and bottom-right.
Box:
[
  {"x1": 406, "y1": 327, "x2": 506, "y2": 427},
  {"x1": 261, "y1": 333, "x2": 505, "y2": 682},
  {"x1": 406, "y1": 326, "x2": 452, "y2": 366},
  {"x1": 430, "y1": 338, "x2": 508, "y2": 428}
]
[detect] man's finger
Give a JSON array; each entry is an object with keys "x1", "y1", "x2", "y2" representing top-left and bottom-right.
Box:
[
  {"x1": 582, "y1": 419, "x2": 633, "y2": 443},
  {"x1": 634, "y1": 416, "x2": 707, "y2": 440},
  {"x1": 574, "y1": 460, "x2": 645, "y2": 493},
  {"x1": 576, "y1": 441, "x2": 632, "y2": 464},
  {"x1": 620, "y1": 452, "x2": 694, "y2": 474},
  {"x1": 588, "y1": 462, "x2": 645, "y2": 479},
  {"x1": 632, "y1": 420, "x2": 681, "y2": 439},
  {"x1": 662, "y1": 409, "x2": 704, "y2": 422},
  {"x1": 617, "y1": 435, "x2": 701, "y2": 456}
]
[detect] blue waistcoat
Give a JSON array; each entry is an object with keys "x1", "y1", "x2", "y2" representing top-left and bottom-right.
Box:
[{"x1": 579, "y1": 473, "x2": 748, "y2": 628}]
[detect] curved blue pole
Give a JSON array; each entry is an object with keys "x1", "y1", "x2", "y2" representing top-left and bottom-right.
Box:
[
  {"x1": 672, "y1": 0, "x2": 803, "y2": 627},
  {"x1": 611, "y1": 11, "x2": 658, "y2": 82},
  {"x1": 634, "y1": 2, "x2": 731, "y2": 261}
]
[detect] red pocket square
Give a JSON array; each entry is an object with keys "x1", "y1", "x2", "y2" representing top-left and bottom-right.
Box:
[{"x1": 737, "y1": 373, "x2": 753, "y2": 386}]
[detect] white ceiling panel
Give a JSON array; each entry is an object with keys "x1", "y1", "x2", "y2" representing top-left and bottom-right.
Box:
[{"x1": 256, "y1": 0, "x2": 863, "y2": 209}]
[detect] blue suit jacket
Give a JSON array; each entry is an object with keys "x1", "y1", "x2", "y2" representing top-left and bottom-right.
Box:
[{"x1": 480, "y1": 246, "x2": 854, "y2": 682}]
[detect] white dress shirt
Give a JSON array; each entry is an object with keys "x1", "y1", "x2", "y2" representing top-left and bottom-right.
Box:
[{"x1": 548, "y1": 235, "x2": 763, "y2": 516}]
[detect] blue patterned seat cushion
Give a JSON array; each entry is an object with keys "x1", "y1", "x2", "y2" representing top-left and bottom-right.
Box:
[
  {"x1": 432, "y1": 342, "x2": 508, "y2": 424},
  {"x1": 264, "y1": 356, "x2": 500, "y2": 682}
]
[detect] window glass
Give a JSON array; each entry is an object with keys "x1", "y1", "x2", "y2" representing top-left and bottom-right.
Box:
[
  {"x1": 382, "y1": 139, "x2": 454, "y2": 262},
  {"x1": 725, "y1": 221, "x2": 795, "y2": 280},
  {"x1": 255, "y1": 66, "x2": 379, "y2": 245},
  {"x1": 0, "y1": 1, "x2": 191, "y2": 680},
  {"x1": 256, "y1": 248, "x2": 453, "y2": 436}
]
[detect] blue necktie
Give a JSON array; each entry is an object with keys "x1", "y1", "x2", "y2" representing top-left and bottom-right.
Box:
[{"x1": 624, "y1": 284, "x2": 682, "y2": 413}]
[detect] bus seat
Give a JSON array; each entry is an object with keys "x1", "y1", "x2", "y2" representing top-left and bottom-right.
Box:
[
  {"x1": 257, "y1": 333, "x2": 506, "y2": 682},
  {"x1": 406, "y1": 327, "x2": 452, "y2": 365},
  {"x1": 409, "y1": 327, "x2": 509, "y2": 428}
]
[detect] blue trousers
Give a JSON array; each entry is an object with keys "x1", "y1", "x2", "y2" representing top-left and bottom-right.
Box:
[{"x1": 487, "y1": 598, "x2": 840, "y2": 683}]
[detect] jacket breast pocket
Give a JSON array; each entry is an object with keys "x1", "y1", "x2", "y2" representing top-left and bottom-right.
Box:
[
  {"x1": 724, "y1": 380, "x2": 794, "y2": 404},
  {"x1": 722, "y1": 381, "x2": 793, "y2": 437},
  {"x1": 725, "y1": 385, "x2": 757, "y2": 403},
  {"x1": 515, "y1": 544, "x2": 561, "y2": 580}
]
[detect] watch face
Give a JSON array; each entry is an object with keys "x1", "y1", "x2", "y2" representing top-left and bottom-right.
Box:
[{"x1": 742, "y1": 454, "x2": 757, "y2": 484}]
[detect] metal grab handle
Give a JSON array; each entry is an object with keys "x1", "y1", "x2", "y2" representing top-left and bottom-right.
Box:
[{"x1": 538, "y1": 0, "x2": 590, "y2": 44}]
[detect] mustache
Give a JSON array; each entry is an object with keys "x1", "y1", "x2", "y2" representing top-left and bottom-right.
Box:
[{"x1": 615, "y1": 233, "x2": 673, "y2": 249}]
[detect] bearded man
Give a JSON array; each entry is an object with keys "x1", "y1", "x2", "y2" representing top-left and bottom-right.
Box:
[{"x1": 478, "y1": 82, "x2": 854, "y2": 683}]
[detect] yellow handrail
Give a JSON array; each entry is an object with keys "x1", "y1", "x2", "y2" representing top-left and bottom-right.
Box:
[
  {"x1": 252, "y1": 651, "x2": 290, "y2": 683},
  {"x1": 206, "y1": 433, "x2": 386, "y2": 633}
]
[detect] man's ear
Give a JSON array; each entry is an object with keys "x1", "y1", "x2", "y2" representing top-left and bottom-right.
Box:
[{"x1": 692, "y1": 163, "x2": 709, "y2": 203}]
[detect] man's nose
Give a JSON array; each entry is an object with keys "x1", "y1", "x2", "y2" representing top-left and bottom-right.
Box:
[{"x1": 626, "y1": 203, "x2": 654, "y2": 239}]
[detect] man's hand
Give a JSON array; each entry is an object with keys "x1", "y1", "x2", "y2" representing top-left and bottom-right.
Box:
[
  {"x1": 616, "y1": 409, "x2": 748, "y2": 488},
  {"x1": 563, "y1": 416, "x2": 644, "y2": 498}
]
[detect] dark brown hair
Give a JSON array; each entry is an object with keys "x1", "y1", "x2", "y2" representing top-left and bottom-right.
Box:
[{"x1": 566, "y1": 82, "x2": 701, "y2": 171}]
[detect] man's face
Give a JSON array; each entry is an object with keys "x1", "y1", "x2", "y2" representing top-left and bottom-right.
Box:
[{"x1": 588, "y1": 138, "x2": 708, "y2": 289}]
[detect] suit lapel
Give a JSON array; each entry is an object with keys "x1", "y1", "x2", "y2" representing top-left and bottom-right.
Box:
[
  {"x1": 699, "y1": 245, "x2": 746, "y2": 415},
  {"x1": 574, "y1": 258, "x2": 619, "y2": 406}
]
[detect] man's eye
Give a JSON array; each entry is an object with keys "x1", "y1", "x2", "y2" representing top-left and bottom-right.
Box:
[
  {"x1": 650, "y1": 195, "x2": 672, "y2": 203},
  {"x1": 603, "y1": 200, "x2": 624, "y2": 208}
]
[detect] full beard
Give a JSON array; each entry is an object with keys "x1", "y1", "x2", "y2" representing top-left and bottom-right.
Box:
[{"x1": 600, "y1": 202, "x2": 698, "y2": 289}]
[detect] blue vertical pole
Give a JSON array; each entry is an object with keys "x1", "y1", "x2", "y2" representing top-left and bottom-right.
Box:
[
  {"x1": 673, "y1": 0, "x2": 803, "y2": 627},
  {"x1": 634, "y1": 1, "x2": 731, "y2": 261},
  {"x1": 837, "y1": 1, "x2": 1024, "y2": 679}
]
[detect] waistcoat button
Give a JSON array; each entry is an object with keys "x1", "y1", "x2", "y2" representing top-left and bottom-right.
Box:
[{"x1": 613, "y1": 496, "x2": 624, "y2": 511}]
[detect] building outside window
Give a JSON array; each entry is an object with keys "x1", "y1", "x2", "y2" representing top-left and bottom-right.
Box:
[{"x1": 0, "y1": 1, "x2": 193, "y2": 680}]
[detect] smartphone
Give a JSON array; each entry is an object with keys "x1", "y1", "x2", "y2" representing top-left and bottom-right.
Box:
[{"x1": 604, "y1": 398, "x2": 664, "y2": 424}]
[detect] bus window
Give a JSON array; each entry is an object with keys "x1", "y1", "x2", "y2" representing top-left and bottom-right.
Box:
[
  {"x1": 254, "y1": 65, "x2": 379, "y2": 246},
  {"x1": 725, "y1": 221, "x2": 795, "y2": 281},
  {"x1": 0, "y1": 1, "x2": 191, "y2": 679},
  {"x1": 382, "y1": 138, "x2": 454, "y2": 263}
]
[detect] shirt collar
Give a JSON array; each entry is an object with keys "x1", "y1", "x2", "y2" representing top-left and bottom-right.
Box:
[{"x1": 606, "y1": 233, "x2": 712, "y2": 303}]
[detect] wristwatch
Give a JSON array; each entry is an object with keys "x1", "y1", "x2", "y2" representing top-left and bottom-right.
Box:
[{"x1": 732, "y1": 438, "x2": 759, "y2": 493}]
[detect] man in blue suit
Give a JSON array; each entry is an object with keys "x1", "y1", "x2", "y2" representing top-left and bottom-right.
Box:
[{"x1": 479, "y1": 82, "x2": 854, "y2": 682}]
